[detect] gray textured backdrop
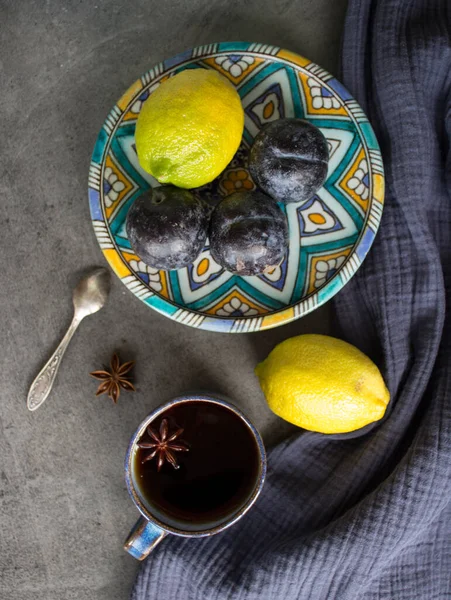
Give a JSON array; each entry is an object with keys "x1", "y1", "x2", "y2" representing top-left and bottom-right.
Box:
[{"x1": 1, "y1": 1, "x2": 347, "y2": 598}]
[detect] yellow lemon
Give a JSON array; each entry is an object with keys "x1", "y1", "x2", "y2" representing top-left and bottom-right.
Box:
[
  {"x1": 255, "y1": 334, "x2": 390, "y2": 434},
  {"x1": 135, "y1": 69, "x2": 244, "y2": 189}
]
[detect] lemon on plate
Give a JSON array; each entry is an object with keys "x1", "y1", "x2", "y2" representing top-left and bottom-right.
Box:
[
  {"x1": 135, "y1": 69, "x2": 244, "y2": 189},
  {"x1": 255, "y1": 334, "x2": 390, "y2": 434}
]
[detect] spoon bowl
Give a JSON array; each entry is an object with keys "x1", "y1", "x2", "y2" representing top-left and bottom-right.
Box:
[{"x1": 73, "y1": 267, "x2": 111, "y2": 320}]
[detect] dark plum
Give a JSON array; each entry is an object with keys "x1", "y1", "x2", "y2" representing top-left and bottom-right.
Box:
[
  {"x1": 209, "y1": 190, "x2": 288, "y2": 276},
  {"x1": 126, "y1": 186, "x2": 209, "y2": 270},
  {"x1": 249, "y1": 118, "x2": 329, "y2": 204}
]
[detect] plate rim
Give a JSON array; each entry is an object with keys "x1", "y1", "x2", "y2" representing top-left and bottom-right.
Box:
[{"x1": 88, "y1": 41, "x2": 384, "y2": 333}]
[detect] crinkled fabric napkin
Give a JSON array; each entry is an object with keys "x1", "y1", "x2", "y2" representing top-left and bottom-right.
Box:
[{"x1": 132, "y1": 0, "x2": 451, "y2": 597}]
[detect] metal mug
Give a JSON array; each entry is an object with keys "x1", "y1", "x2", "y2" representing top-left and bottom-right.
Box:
[{"x1": 124, "y1": 394, "x2": 266, "y2": 560}]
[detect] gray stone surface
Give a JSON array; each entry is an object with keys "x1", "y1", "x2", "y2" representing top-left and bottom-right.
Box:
[{"x1": 0, "y1": 1, "x2": 347, "y2": 598}]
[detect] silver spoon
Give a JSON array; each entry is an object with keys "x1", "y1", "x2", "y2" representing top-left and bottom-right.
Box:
[{"x1": 27, "y1": 267, "x2": 111, "y2": 411}]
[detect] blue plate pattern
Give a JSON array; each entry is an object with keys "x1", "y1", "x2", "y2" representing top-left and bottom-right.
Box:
[{"x1": 89, "y1": 42, "x2": 384, "y2": 333}]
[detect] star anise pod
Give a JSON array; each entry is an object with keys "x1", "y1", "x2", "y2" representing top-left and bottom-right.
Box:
[
  {"x1": 90, "y1": 353, "x2": 135, "y2": 403},
  {"x1": 138, "y1": 418, "x2": 189, "y2": 471}
]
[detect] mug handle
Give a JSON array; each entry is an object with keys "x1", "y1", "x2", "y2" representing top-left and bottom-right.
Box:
[{"x1": 124, "y1": 516, "x2": 167, "y2": 560}]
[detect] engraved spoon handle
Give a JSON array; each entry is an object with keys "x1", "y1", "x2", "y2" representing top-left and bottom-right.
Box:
[{"x1": 27, "y1": 315, "x2": 81, "y2": 411}]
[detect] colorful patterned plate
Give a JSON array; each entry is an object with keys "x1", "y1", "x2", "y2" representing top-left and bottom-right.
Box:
[{"x1": 89, "y1": 42, "x2": 384, "y2": 333}]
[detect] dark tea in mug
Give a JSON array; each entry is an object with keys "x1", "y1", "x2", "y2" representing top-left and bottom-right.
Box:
[{"x1": 133, "y1": 400, "x2": 261, "y2": 530}]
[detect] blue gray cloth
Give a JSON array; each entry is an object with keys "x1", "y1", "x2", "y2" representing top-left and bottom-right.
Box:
[{"x1": 132, "y1": 0, "x2": 451, "y2": 597}]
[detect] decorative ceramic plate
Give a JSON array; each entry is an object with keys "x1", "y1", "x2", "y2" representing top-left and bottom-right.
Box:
[{"x1": 89, "y1": 42, "x2": 384, "y2": 333}]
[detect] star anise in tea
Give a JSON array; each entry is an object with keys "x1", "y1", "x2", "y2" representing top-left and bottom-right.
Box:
[
  {"x1": 138, "y1": 418, "x2": 189, "y2": 471},
  {"x1": 90, "y1": 353, "x2": 135, "y2": 403}
]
